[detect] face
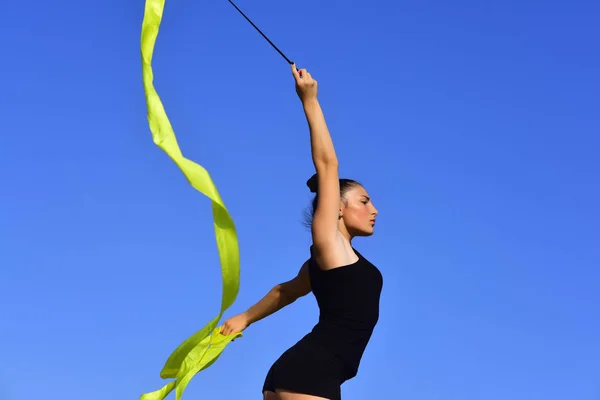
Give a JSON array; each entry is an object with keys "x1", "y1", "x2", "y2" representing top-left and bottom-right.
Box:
[{"x1": 340, "y1": 185, "x2": 379, "y2": 237}]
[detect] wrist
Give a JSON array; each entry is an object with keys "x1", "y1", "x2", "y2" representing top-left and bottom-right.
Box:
[
  {"x1": 241, "y1": 311, "x2": 252, "y2": 325},
  {"x1": 302, "y1": 97, "x2": 319, "y2": 108},
  {"x1": 302, "y1": 99, "x2": 321, "y2": 117}
]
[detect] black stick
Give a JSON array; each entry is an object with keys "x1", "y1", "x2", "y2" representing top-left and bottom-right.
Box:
[{"x1": 227, "y1": 0, "x2": 295, "y2": 66}]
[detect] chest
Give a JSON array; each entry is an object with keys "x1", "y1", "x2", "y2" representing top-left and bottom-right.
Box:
[{"x1": 310, "y1": 259, "x2": 383, "y2": 308}]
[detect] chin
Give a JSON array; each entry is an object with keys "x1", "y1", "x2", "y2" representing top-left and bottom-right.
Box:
[{"x1": 354, "y1": 228, "x2": 375, "y2": 237}]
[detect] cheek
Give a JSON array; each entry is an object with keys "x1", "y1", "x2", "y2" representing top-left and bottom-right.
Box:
[{"x1": 350, "y1": 205, "x2": 370, "y2": 219}]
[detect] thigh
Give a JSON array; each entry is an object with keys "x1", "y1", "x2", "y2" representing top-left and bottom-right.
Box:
[
  {"x1": 276, "y1": 390, "x2": 330, "y2": 400},
  {"x1": 268, "y1": 338, "x2": 344, "y2": 400},
  {"x1": 263, "y1": 391, "x2": 279, "y2": 400}
]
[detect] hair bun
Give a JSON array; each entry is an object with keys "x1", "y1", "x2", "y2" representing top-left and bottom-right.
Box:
[{"x1": 306, "y1": 173, "x2": 318, "y2": 193}]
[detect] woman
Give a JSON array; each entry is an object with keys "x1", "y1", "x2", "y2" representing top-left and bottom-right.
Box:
[{"x1": 221, "y1": 64, "x2": 382, "y2": 400}]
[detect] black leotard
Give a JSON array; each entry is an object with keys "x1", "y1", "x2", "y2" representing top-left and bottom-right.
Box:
[{"x1": 263, "y1": 246, "x2": 383, "y2": 399}]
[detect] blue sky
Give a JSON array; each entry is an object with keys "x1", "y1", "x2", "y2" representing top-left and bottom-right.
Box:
[{"x1": 1, "y1": 0, "x2": 599, "y2": 399}]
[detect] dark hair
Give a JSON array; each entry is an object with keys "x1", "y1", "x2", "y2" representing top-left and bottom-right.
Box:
[{"x1": 303, "y1": 173, "x2": 361, "y2": 228}]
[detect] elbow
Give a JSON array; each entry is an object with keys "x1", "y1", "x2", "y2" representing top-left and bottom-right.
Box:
[
  {"x1": 314, "y1": 157, "x2": 338, "y2": 171},
  {"x1": 278, "y1": 284, "x2": 300, "y2": 306},
  {"x1": 272, "y1": 284, "x2": 291, "y2": 307}
]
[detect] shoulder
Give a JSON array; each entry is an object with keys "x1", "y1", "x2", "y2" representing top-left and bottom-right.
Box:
[{"x1": 310, "y1": 236, "x2": 360, "y2": 271}]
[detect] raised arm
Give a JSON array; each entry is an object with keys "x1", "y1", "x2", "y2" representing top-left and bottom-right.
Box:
[
  {"x1": 292, "y1": 65, "x2": 340, "y2": 251},
  {"x1": 220, "y1": 260, "x2": 311, "y2": 336}
]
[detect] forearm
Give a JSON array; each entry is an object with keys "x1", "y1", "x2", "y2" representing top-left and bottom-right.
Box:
[
  {"x1": 303, "y1": 99, "x2": 338, "y2": 167},
  {"x1": 244, "y1": 285, "x2": 296, "y2": 325}
]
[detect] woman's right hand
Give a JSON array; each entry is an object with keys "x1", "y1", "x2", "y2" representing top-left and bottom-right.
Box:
[
  {"x1": 220, "y1": 313, "x2": 250, "y2": 336},
  {"x1": 292, "y1": 63, "x2": 318, "y2": 103}
]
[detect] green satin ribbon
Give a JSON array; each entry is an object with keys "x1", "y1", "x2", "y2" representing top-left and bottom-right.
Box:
[{"x1": 140, "y1": 0, "x2": 242, "y2": 398}]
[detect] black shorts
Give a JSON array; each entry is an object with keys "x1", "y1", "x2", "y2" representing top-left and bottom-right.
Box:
[{"x1": 262, "y1": 336, "x2": 348, "y2": 400}]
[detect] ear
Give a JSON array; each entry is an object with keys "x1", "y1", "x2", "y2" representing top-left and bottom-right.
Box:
[{"x1": 339, "y1": 200, "x2": 347, "y2": 219}]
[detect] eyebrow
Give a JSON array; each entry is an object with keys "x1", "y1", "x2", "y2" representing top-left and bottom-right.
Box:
[{"x1": 361, "y1": 195, "x2": 370, "y2": 201}]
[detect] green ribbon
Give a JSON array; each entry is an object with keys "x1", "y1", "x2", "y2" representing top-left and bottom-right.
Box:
[{"x1": 140, "y1": 0, "x2": 242, "y2": 398}]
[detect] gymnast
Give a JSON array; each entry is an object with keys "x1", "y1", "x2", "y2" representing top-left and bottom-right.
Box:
[{"x1": 221, "y1": 64, "x2": 382, "y2": 400}]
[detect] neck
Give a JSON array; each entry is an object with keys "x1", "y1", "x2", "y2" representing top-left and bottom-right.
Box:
[{"x1": 337, "y1": 220, "x2": 353, "y2": 242}]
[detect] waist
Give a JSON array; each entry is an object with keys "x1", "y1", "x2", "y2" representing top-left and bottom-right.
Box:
[{"x1": 306, "y1": 320, "x2": 377, "y2": 377}]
